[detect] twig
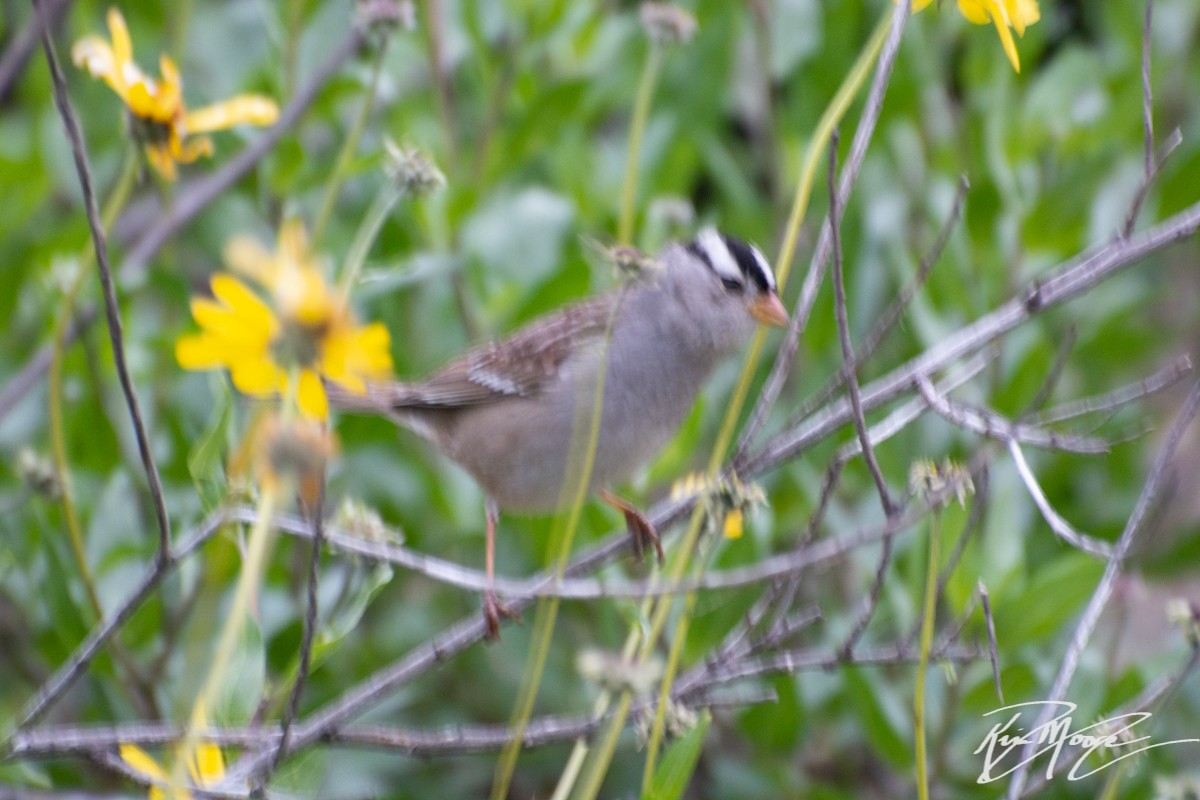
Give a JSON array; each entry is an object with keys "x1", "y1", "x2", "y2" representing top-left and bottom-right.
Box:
[
  {"x1": 1007, "y1": 439, "x2": 1115, "y2": 560},
  {"x1": 916, "y1": 374, "x2": 1109, "y2": 455},
  {"x1": 1033, "y1": 354, "x2": 1192, "y2": 425},
  {"x1": 978, "y1": 581, "x2": 1003, "y2": 704},
  {"x1": 13, "y1": 643, "x2": 978, "y2": 765},
  {"x1": 0, "y1": 0, "x2": 71, "y2": 99},
  {"x1": 746, "y1": 198, "x2": 1200, "y2": 476},
  {"x1": 828, "y1": 132, "x2": 896, "y2": 517},
  {"x1": 1005, "y1": 379, "x2": 1200, "y2": 799},
  {"x1": 790, "y1": 175, "x2": 969, "y2": 428},
  {"x1": 36, "y1": 0, "x2": 172, "y2": 556},
  {"x1": 9, "y1": 510, "x2": 227, "y2": 736},
  {"x1": 1121, "y1": 0, "x2": 1155, "y2": 238},
  {"x1": 734, "y1": 1, "x2": 911, "y2": 465},
  {"x1": 1020, "y1": 324, "x2": 1076, "y2": 417},
  {"x1": 827, "y1": 127, "x2": 900, "y2": 654},
  {"x1": 264, "y1": 482, "x2": 327, "y2": 781}
]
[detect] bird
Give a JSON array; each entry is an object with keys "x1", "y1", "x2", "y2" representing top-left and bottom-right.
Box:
[{"x1": 329, "y1": 228, "x2": 787, "y2": 636}]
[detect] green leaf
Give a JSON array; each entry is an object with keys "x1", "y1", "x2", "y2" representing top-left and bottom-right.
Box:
[
  {"x1": 187, "y1": 381, "x2": 233, "y2": 510},
  {"x1": 642, "y1": 710, "x2": 711, "y2": 800}
]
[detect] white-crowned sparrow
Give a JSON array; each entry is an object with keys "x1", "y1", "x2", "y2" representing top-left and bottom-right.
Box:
[{"x1": 331, "y1": 229, "x2": 786, "y2": 635}]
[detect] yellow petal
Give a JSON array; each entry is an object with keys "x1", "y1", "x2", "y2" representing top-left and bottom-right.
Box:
[
  {"x1": 1007, "y1": 0, "x2": 1039, "y2": 35},
  {"x1": 278, "y1": 218, "x2": 309, "y2": 268},
  {"x1": 902, "y1": 0, "x2": 936, "y2": 11},
  {"x1": 210, "y1": 275, "x2": 277, "y2": 338},
  {"x1": 296, "y1": 370, "x2": 329, "y2": 420},
  {"x1": 157, "y1": 54, "x2": 183, "y2": 114},
  {"x1": 176, "y1": 333, "x2": 227, "y2": 370},
  {"x1": 230, "y1": 356, "x2": 282, "y2": 396},
  {"x1": 71, "y1": 35, "x2": 118, "y2": 85},
  {"x1": 992, "y1": 12, "x2": 1021, "y2": 71},
  {"x1": 189, "y1": 742, "x2": 225, "y2": 783},
  {"x1": 126, "y1": 79, "x2": 163, "y2": 120},
  {"x1": 184, "y1": 95, "x2": 280, "y2": 134},
  {"x1": 145, "y1": 144, "x2": 177, "y2": 180},
  {"x1": 172, "y1": 133, "x2": 214, "y2": 165},
  {"x1": 119, "y1": 744, "x2": 168, "y2": 782},
  {"x1": 956, "y1": 0, "x2": 990, "y2": 25},
  {"x1": 224, "y1": 236, "x2": 278, "y2": 286},
  {"x1": 106, "y1": 8, "x2": 133, "y2": 90},
  {"x1": 723, "y1": 509, "x2": 744, "y2": 540}
]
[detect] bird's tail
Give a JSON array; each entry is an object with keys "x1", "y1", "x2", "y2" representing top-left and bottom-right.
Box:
[{"x1": 324, "y1": 381, "x2": 411, "y2": 415}]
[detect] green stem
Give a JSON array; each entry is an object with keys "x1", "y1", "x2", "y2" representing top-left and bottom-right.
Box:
[
  {"x1": 313, "y1": 35, "x2": 392, "y2": 244},
  {"x1": 617, "y1": 42, "x2": 663, "y2": 246},
  {"x1": 337, "y1": 182, "x2": 406, "y2": 300},
  {"x1": 48, "y1": 149, "x2": 139, "y2": 621},
  {"x1": 915, "y1": 510, "x2": 941, "y2": 800}
]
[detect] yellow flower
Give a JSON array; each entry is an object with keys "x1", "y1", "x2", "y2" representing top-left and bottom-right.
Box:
[
  {"x1": 175, "y1": 224, "x2": 393, "y2": 419},
  {"x1": 72, "y1": 7, "x2": 278, "y2": 179},
  {"x1": 118, "y1": 729, "x2": 225, "y2": 799},
  {"x1": 722, "y1": 509, "x2": 744, "y2": 540},
  {"x1": 909, "y1": 0, "x2": 1040, "y2": 72}
]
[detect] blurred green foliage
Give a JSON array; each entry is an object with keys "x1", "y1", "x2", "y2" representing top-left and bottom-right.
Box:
[{"x1": 3, "y1": 0, "x2": 1200, "y2": 797}]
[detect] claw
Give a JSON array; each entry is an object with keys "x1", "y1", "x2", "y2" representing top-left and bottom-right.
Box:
[
  {"x1": 600, "y1": 489, "x2": 664, "y2": 565},
  {"x1": 483, "y1": 591, "x2": 522, "y2": 641}
]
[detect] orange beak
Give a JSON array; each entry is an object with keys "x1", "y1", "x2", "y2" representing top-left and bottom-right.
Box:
[{"x1": 750, "y1": 291, "x2": 789, "y2": 327}]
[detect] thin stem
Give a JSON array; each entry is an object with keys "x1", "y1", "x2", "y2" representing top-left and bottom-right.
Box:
[
  {"x1": 313, "y1": 34, "x2": 392, "y2": 244},
  {"x1": 338, "y1": 182, "x2": 406, "y2": 299},
  {"x1": 914, "y1": 510, "x2": 941, "y2": 800},
  {"x1": 617, "y1": 42, "x2": 663, "y2": 246}
]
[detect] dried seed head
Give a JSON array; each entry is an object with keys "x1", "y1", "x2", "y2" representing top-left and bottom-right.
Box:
[
  {"x1": 355, "y1": 0, "x2": 416, "y2": 31},
  {"x1": 17, "y1": 448, "x2": 60, "y2": 499},
  {"x1": 639, "y1": 2, "x2": 698, "y2": 45},
  {"x1": 383, "y1": 139, "x2": 445, "y2": 195}
]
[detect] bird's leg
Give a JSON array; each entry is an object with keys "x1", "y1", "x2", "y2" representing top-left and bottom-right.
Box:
[
  {"x1": 600, "y1": 489, "x2": 664, "y2": 564},
  {"x1": 483, "y1": 497, "x2": 519, "y2": 640}
]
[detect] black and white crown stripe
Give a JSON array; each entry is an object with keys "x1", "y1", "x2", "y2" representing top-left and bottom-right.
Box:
[{"x1": 687, "y1": 228, "x2": 777, "y2": 294}]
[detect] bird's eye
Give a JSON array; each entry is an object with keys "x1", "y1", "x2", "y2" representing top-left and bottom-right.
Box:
[{"x1": 720, "y1": 276, "x2": 744, "y2": 292}]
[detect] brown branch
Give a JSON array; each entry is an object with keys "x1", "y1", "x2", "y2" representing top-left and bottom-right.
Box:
[{"x1": 35, "y1": 0, "x2": 172, "y2": 556}]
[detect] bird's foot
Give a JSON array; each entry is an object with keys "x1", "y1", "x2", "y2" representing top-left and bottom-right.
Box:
[
  {"x1": 483, "y1": 591, "x2": 522, "y2": 641},
  {"x1": 600, "y1": 489, "x2": 664, "y2": 565}
]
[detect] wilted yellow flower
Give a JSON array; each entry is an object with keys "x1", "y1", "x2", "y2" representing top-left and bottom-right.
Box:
[
  {"x1": 176, "y1": 223, "x2": 393, "y2": 419},
  {"x1": 251, "y1": 413, "x2": 337, "y2": 506},
  {"x1": 118, "y1": 725, "x2": 226, "y2": 799},
  {"x1": 72, "y1": 7, "x2": 278, "y2": 179},
  {"x1": 910, "y1": 0, "x2": 1040, "y2": 72}
]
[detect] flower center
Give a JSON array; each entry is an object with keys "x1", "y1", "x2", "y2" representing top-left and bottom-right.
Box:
[{"x1": 270, "y1": 318, "x2": 329, "y2": 369}]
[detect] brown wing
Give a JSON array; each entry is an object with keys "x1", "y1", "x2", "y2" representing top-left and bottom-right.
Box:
[{"x1": 393, "y1": 294, "x2": 617, "y2": 409}]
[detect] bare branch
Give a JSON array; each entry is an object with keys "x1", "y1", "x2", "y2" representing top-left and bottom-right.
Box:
[
  {"x1": 1033, "y1": 354, "x2": 1191, "y2": 425},
  {"x1": 1006, "y1": 379, "x2": 1200, "y2": 799},
  {"x1": 35, "y1": 0, "x2": 172, "y2": 557},
  {"x1": 1007, "y1": 439, "x2": 1114, "y2": 560},
  {"x1": 10, "y1": 510, "x2": 226, "y2": 736},
  {"x1": 747, "y1": 198, "x2": 1200, "y2": 477}
]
